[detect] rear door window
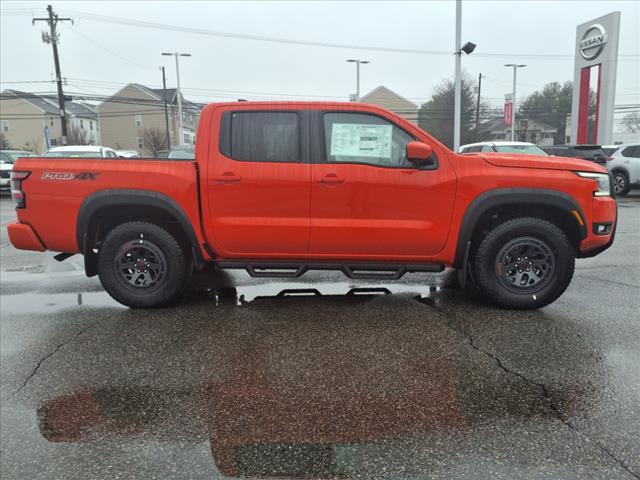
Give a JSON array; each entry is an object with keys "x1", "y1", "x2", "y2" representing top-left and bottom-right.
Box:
[{"x1": 221, "y1": 111, "x2": 300, "y2": 163}]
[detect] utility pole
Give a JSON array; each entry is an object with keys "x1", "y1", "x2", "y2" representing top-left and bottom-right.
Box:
[
  {"x1": 161, "y1": 66, "x2": 171, "y2": 151},
  {"x1": 346, "y1": 59, "x2": 370, "y2": 101},
  {"x1": 453, "y1": 0, "x2": 462, "y2": 151},
  {"x1": 162, "y1": 52, "x2": 191, "y2": 145},
  {"x1": 504, "y1": 64, "x2": 526, "y2": 141},
  {"x1": 33, "y1": 5, "x2": 72, "y2": 145},
  {"x1": 475, "y1": 73, "x2": 483, "y2": 140}
]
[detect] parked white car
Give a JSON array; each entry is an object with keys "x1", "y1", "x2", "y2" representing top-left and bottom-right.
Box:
[
  {"x1": 458, "y1": 141, "x2": 549, "y2": 156},
  {"x1": 607, "y1": 143, "x2": 640, "y2": 196},
  {"x1": 43, "y1": 145, "x2": 119, "y2": 158},
  {"x1": 115, "y1": 150, "x2": 140, "y2": 158},
  {"x1": 1, "y1": 150, "x2": 37, "y2": 193}
]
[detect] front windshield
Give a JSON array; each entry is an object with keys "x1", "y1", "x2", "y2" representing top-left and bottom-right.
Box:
[
  {"x1": 43, "y1": 151, "x2": 103, "y2": 158},
  {"x1": 494, "y1": 145, "x2": 548, "y2": 156}
]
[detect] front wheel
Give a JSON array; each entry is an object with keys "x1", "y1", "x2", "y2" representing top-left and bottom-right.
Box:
[
  {"x1": 472, "y1": 217, "x2": 575, "y2": 309},
  {"x1": 98, "y1": 221, "x2": 191, "y2": 308}
]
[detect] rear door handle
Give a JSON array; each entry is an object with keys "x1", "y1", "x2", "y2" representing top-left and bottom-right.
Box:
[
  {"x1": 213, "y1": 172, "x2": 241, "y2": 184},
  {"x1": 317, "y1": 173, "x2": 344, "y2": 185}
]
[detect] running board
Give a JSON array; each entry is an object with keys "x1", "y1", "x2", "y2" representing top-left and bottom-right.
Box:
[{"x1": 216, "y1": 261, "x2": 444, "y2": 280}]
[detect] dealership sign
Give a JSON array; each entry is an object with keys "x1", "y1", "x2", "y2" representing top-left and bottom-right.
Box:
[
  {"x1": 579, "y1": 24, "x2": 608, "y2": 60},
  {"x1": 570, "y1": 12, "x2": 620, "y2": 145}
]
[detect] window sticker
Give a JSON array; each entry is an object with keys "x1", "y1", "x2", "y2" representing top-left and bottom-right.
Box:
[{"x1": 330, "y1": 124, "x2": 392, "y2": 158}]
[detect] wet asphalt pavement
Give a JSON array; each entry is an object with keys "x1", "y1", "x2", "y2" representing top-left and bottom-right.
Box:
[{"x1": 1, "y1": 194, "x2": 639, "y2": 479}]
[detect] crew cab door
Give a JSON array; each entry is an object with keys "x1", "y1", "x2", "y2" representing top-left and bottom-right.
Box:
[
  {"x1": 203, "y1": 109, "x2": 310, "y2": 256},
  {"x1": 309, "y1": 111, "x2": 456, "y2": 258}
]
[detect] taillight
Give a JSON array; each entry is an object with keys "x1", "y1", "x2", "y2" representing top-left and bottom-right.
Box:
[{"x1": 10, "y1": 171, "x2": 30, "y2": 209}]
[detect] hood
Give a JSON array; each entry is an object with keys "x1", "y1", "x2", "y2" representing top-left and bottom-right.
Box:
[{"x1": 478, "y1": 152, "x2": 607, "y2": 173}]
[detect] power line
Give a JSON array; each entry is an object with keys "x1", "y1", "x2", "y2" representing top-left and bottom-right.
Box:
[
  {"x1": 57, "y1": 9, "x2": 640, "y2": 62},
  {"x1": 68, "y1": 27, "x2": 156, "y2": 71}
]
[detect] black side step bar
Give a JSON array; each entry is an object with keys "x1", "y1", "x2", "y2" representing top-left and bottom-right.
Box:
[{"x1": 216, "y1": 261, "x2": 444, "y2": 280}]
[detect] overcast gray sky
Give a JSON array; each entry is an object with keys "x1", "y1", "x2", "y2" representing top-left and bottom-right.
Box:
[{"x1": 1, "y1": 1, "x2": 639, "y2": 127}]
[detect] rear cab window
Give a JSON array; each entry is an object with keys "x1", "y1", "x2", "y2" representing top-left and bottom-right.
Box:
[
  {"x1": 321, "y1": 112, "x2": 415, "y2": 168},
  {"x1": 220, "y1": 111, "x2": 301, "y2": 163}
]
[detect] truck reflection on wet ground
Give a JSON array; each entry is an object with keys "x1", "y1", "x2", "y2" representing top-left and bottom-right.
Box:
[{"x1": 15, "y1": 275, "x2": 608, "y2": 479}]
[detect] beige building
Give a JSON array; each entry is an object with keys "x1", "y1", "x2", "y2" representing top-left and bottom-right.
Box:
[
  {"x1": 480, "y1": 116, "x2": 558, "y2": 146},
  {"x1": 0, "y1": 90, "x2": 99, "y2": 153},
  {"x1": 359, "y1": 86, "x2": 418, "y2": 125},
  {"x1": 98, "y1": 83, "x2": 200, "y2": 154}
]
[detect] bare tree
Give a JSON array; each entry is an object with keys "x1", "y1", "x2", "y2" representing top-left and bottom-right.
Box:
[
  {"x1": 142, "y1": 127, "x2": 169, "y2": 156},
  {"x1": 622, "y1": 112, "x2": 640, "y2": 133},
  {"x1": 0, "y1": 131, "x2": 12, "y2": 150},
  {"x1": 65, "y1": 124, "x2": 92, "y2": 145}
]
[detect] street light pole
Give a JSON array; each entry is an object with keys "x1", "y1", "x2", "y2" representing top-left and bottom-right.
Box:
[
  {"x1": 505, "y1": 64, "x2": 526, "y2": 141},
  {"x1": 161, "y1": 66, "x2": 171, "y2": 151},
  {"x1": 162, "y1": 52, "x2": 191, "y2": 145},
  {"x1": 346, "y1": 59, "x2": 370, "y2": 100},
  {"x1": 475, "y1": 73, "x2": 483, "y2": 141},
  {"x1": 453, "y1": 0, "x2": 462, "y2": 151}
]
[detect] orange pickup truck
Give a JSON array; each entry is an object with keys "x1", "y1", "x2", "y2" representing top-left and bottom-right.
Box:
[{"x1": 7, "y1": 102, "x2": 617, "y2": 309}]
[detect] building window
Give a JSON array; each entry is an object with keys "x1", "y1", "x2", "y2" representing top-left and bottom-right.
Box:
[
  {"x1": 50, "y1": 117, "x2": 54, "y2": 126},
  {"x1": 137, "y1": 137, "x2": 144, "y2": 149},
  {"x1": 50, "y1": 138, "x2": 58, "y2": 146},
  {"x1": 183, "y1": 133, "x2": 190, "y2": 144},
  {"x1": 90, "y1": 121, "x2": 93, "y2": 131},
  {"x1": 170, "y1": 131, "x2": 175, "y2": 140},
  {"x1": 135, "y1": 115, "x2": 142, "y2": 127},
  {"x1": 2, "y1": 120, "x2": 8, "y2": 132},
  {"x1": 80, "y1": 119, "x2": 84, "y2": 130},
  {"x1": 182, "y1": 111, "x2": 187, "y2": 122}
]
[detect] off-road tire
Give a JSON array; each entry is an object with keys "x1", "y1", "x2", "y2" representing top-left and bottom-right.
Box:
[
  {"x1": 472, "y1": 217, "x2": 575, "y2": 309},
  {"x1": 98, "y1": 221, "x2": 191, "y2": 308}
]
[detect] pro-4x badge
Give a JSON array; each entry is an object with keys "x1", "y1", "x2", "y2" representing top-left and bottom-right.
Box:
[{"x1": 41, "y1": 172, "x2": 100, "y2": 181}]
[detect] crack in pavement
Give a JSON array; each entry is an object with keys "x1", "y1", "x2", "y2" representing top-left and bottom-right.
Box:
[
  {"x1": 9, "y1": 312, "x2": 117, "y2": 399},
  {"x1": 443, "y1": 319, "x2": 640, "y2": 479}
]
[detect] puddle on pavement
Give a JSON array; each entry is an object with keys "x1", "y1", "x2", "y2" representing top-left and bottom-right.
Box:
[
  {"x1": 0, "y1": 291, "x2": 124, "y2": 315},
  {"x1": 1, "y1": 262, "x2": 448, "y2": 314}
]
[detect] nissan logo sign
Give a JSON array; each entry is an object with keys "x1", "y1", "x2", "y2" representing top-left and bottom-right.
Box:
[{"x1": 579, "y1": 24, "x2": 607, "y2": 60}]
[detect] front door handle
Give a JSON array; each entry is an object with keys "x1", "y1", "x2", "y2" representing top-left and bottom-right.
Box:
[
  {"x1": 213, "y1": 172, "x2": 241, "y2": 184},
  {"x1": 317, "y1": 173, "x2": 344, "y2": 185}
]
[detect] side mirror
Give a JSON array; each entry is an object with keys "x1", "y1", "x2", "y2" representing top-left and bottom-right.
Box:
[{"x1": 406, "y1": 141, "x2": 434, "y2": 166}]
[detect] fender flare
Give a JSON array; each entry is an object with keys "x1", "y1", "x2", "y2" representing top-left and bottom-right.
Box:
[
  {"x1": 77, "y1": 189, "x2": 205, "y2": 275},
  {"x1": 453, "y1": 188, "x2": 587, "y2": 268}
]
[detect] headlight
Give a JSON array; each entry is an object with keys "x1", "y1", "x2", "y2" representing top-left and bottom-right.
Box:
[{"x1": 575, "y1": 171, "x2": 611, "y2": 197}]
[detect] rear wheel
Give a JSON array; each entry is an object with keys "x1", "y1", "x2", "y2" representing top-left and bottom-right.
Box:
[
  {"x1": 98, "y1": 221, "x2": 191, "y2": 308},
  {"x1": 472, "y1": 217, "x2": 575, "y2": 309},
  {"x1": 612, "y1": 170, "x2": 630, "y2": 196}
]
